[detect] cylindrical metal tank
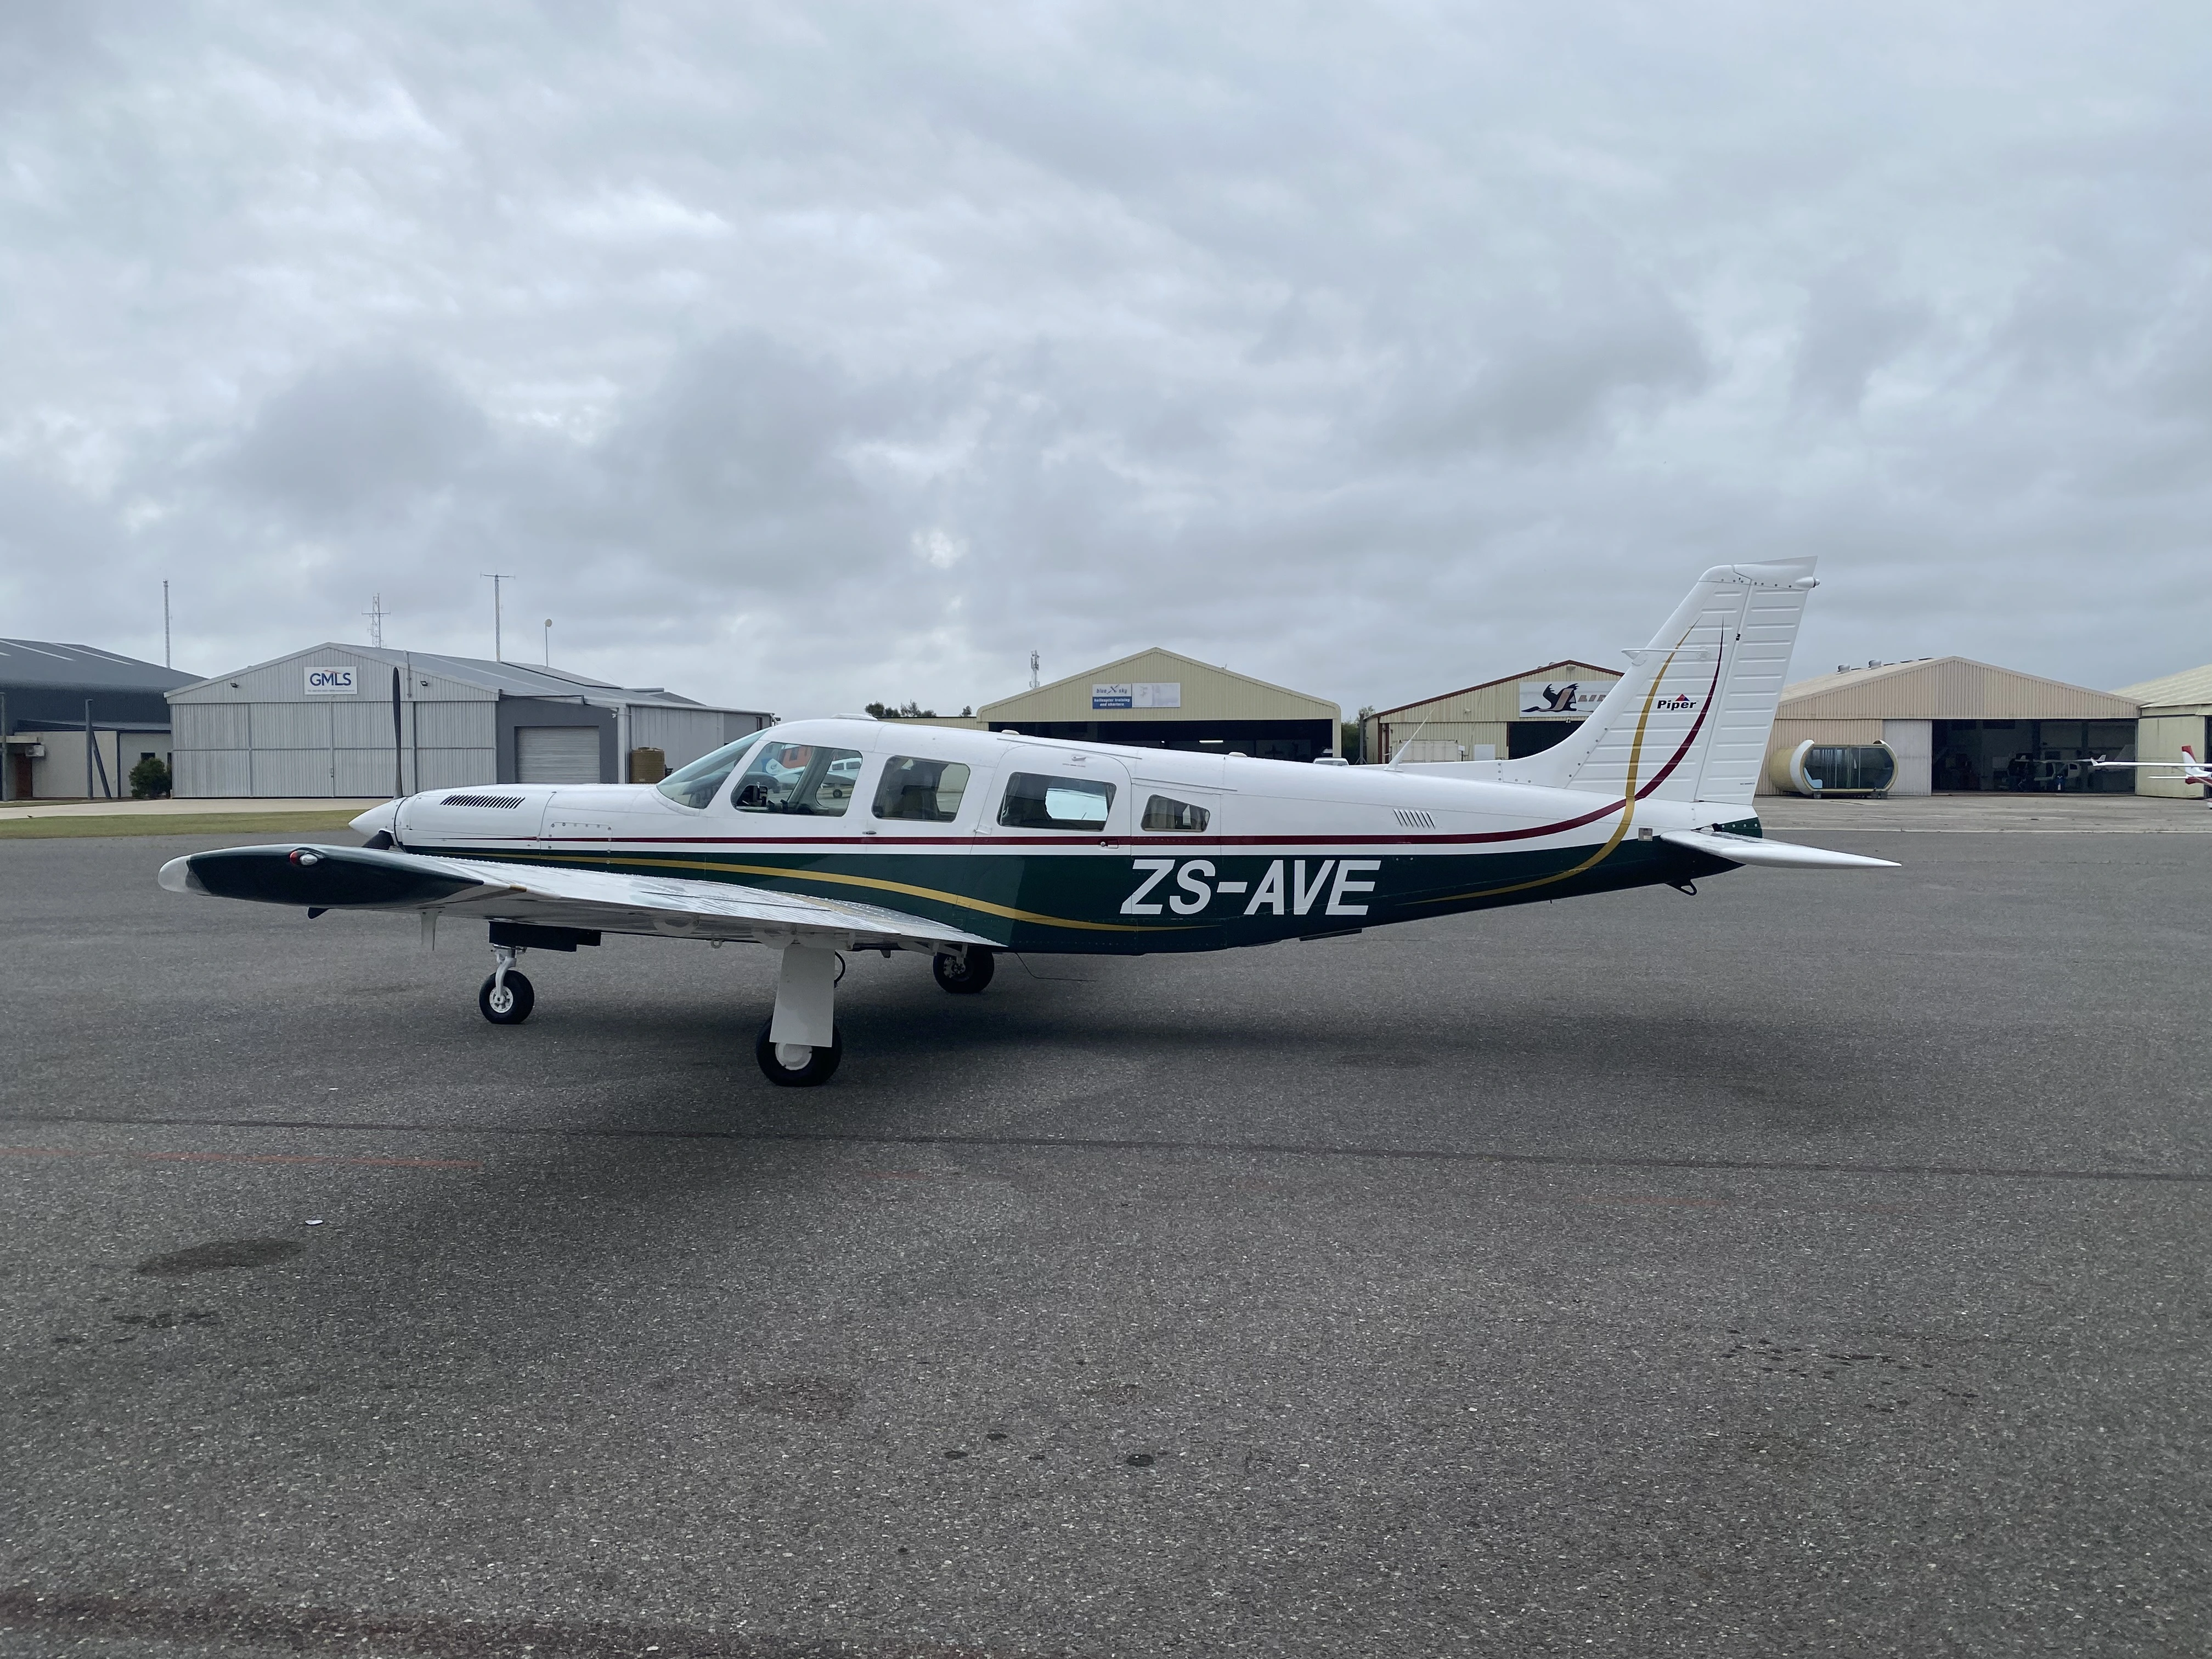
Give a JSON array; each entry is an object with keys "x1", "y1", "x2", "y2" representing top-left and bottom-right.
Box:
[{"x1": 1766, "y1": 738, "x2": 1899, "y2": 797}]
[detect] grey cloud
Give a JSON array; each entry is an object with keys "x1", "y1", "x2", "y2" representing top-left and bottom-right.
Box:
[
  {"x1": 218, "y1": 355, "x2": 491, "y2": 521},
  {"x1": 1792, "y1": 274, "x2": 1929, "y2": 412},
  {"x1": 2, "y1": 2, "x2": 2209, "y2": 713}
]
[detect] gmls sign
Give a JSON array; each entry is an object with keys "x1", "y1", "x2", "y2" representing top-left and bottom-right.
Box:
[{"x1": 304, "y1": 667, "x2": 358, "y2": 695}]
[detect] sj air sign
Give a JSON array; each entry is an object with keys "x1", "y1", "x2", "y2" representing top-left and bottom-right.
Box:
[{"x1": 304, "y1": 667, "x2": 358, "y2": 695}]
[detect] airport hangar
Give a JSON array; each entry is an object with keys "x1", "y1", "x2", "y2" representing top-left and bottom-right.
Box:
[
  {"x1": 1358, "y1": 652, "x2": 2169, "y2": 797},
  {"x1": 1763, "y1": 657, "x2": 2143, "y2": 795},
  {"x1": 0, "y1": 637, "x2": 195, "y2": 802},
  {"x1": 166, "y1": 644, "x2": 771, "y2": 798},
  {"x1": 968, "y1": 648, "x2": 1342, "y2": 761},
  {"x1": 2115, "y1": 662, "x2": 2212, "y2": 800},
  {"x1": 1358, "y1": 661, "x2": 1623, "y2": 765}
]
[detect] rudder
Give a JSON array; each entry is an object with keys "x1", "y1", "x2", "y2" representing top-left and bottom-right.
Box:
[{"x1": 1510, "y1": 559, "x2": 1818, "y2": 809}]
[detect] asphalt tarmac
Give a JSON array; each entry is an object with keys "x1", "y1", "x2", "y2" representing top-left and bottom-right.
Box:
[{"x1": 3, "y1": 826, "x2": 2207, "y2": 1657}]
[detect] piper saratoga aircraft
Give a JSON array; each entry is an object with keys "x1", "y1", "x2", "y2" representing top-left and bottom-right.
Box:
[{"x1": 159, "y1": 557, "x2": 1894, "y2": 1085}]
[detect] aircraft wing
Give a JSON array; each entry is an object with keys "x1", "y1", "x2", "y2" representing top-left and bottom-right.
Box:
[
  {"x1": 157, "y1": 843, "x2": 998, "y2": 951},
  {"x1": 1659, "y1": 829, "x2": 1899, "y2": 870}
]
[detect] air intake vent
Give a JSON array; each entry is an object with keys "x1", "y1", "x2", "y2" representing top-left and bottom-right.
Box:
[
  {"x1": 441, "y1": 793, "x2": 527, "y2": 809},
  {"x1": 1392, "y1": 809, "x2": 1437, "y2": 829}
]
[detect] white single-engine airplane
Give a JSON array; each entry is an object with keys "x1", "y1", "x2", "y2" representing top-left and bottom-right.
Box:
[
  {"x1": 2091, "y1": 744, "x2": 2212, "y2": 803},
  {"x1": 160, "y1": 558, "x2": 1895, "y2": 1086}
]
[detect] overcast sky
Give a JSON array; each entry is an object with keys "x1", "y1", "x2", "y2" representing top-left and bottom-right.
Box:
[{"x1": 3, "y1": 2, "x2": 2208, "y2": 719}]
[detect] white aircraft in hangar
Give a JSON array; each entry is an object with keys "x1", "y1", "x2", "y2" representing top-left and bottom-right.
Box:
[
  {"x1": 160, "y1": 558, "x2": 1895, "y2": 1086},
  {"x1": 2091, "y1": 745, "x2": 2212, "y2": 802}
]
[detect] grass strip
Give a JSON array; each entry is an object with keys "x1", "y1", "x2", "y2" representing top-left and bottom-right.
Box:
[{"x1": 0, "y1": 811, "x2": 363, "y2": 840}]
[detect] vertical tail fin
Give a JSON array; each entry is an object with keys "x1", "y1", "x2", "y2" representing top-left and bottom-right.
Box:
[{"x1": 1511, "y1": 559, "x2": 1818, "y2": 808}]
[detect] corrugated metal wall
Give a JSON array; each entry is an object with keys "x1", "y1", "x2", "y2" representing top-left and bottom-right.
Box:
[
  {"x1": 2136, "y1": 714, "x2": 2208, "y2": 799},
  {"x1": 173, "y1": 695, "x2": 496, "y2": 797},
  {"x1": 169, "y1": 644, "x2": 762, "y2": 797},
  {"x1": 1779, "y1": 659, "x2": 2140, "y2": 721},
  {"x1": 629, "y1": 706, "x2": 730, "y2": 771}
]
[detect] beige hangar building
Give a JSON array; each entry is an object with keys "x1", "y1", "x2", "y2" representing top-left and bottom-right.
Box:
[
  {"x1": 1359, "y1": 661, "x2": 1623, "y2": 765},
  {"x1": 1761, "y1": 657, "x2": 2141, "y2": 796},
  {"x1": 973, "y1": 648, "x2": 1341, "y2": 761},
  {"x1": 2114, "y1": 662, "x2": 2212, "y2": 799}
]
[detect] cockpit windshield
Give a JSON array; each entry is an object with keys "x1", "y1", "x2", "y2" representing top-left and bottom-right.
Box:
[{"x1": 656, "y1": 732, "x2": 766, "y2": 810}]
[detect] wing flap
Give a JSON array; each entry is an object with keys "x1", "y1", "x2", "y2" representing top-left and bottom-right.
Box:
[
  {"x1": 160, "y1": 843, "x2": 996, "y2": 950},
  {"x1": 1660, "y1": 828, "x2": 1899, "y2": 870}
]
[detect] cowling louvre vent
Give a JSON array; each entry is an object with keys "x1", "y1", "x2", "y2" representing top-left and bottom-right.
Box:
[
  {"x1": 1392, "y1": 809, "x2": 1437, "y2": 829},
  {"x1": 441, "y1": 794, "x2": 527, "y2": 809}
]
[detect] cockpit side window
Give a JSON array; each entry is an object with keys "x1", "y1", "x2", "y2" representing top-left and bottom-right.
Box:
[
  {"x1": 656, "y1": 732, "x2": 765, "y2": 810},
  {"x1": 1141, "y1": 794, "x2": 1210, "y2": 832},
  {"x1": 873, "y1": 757, "x2": 971, "y2": 822},
  {"x1": 998, "y1": 771, "x2": 1115, "y2": 830},
  {"x1": 732, "y1": 741, "x2": 864, "y2": 816}
]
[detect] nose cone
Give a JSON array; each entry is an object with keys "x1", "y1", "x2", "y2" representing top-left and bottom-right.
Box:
[
  {"x1": 157, "y1": 855, "x2": 200, "y2": 894},
  {"x1": 350, "y1": 799, "x2": 400, "y2": 837}
]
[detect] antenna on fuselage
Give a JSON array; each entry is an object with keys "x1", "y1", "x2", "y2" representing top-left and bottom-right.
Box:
[{"x1": 1387, "y1": 718, "x2": 1430, "y2": 769}]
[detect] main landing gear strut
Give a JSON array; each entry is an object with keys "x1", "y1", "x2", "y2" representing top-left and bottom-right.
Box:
[
  {"x1": 752, "y1": 944, "x2": 996, "y2": 1086},
  {"x1": 472, "y1": 934, "x2": 997, "y2": 1089},
  {"x1": 756, "y1": 941, "x2": 843, "y2": 1087}
]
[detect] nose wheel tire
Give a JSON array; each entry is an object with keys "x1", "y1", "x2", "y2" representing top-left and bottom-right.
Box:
[
  {"x1": 478, "y1": 970, "x2": 535, "y2": 1025},
  {"x1": 755, "y1": 1020, "x2": 843, "y2": 1087},
  {"x1": 932, "y1": 948, "x2": 995, "y2": 994}
]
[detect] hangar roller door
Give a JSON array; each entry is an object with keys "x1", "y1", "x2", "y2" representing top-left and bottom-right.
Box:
[{"x1": 515, "y1": 726, "x2": 601, "y2": 784}]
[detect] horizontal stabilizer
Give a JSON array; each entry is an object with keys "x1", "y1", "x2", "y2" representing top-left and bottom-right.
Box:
[{"x1": 1660, "y1": 829, "x2": 1898, "y2": 870}]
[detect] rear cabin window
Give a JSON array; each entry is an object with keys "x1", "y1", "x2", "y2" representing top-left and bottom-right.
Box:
[
  {"x1": 999, "y1": 771, "x2": 1115, "y2": 830},
  {"x1": 1141, "y1": 794, "x2": 1210, "y2": 833},
  {"x1": 732, "y1": 742, "x2": 863, "y2": 816},
  {"x1": 873, "y1": 757, "x2": 971, "y2": 822}
]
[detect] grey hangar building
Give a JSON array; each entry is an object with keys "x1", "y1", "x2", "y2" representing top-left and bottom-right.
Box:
[{"x1": 167, "y1": 645, "x2": 770, "y2": 797}]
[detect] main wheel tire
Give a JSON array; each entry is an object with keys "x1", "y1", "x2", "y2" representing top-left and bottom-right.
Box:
[
  {"x1": 477, "y1": 970, "x2": 535, "y2": 1025},
  {"x1": 755, "y1": 1020, "x2": 843, "y2": 1087},
  {"x1": 932, "y1": 947, "x2": 995, "y2": 994}
]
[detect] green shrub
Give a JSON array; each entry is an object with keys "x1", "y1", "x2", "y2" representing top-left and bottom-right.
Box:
[{"x1": 129, "y1": 754, "x2": 172, "y2": 798}]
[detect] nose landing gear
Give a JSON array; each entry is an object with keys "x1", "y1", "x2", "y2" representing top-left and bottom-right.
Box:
[{"x1": 478, "y1": 944, "x2": 534, "y2": 1024}]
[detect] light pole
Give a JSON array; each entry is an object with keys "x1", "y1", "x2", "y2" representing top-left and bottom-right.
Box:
[{"x1": 543, "y1": 618, "x2": 552, "y2": 665}]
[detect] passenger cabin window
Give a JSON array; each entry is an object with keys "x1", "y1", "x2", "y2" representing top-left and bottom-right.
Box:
[
  {"x1": 732, "y1": 742, "x2": 864, "y2": 816},
  {"x1": 873, "y1": 757, "x2": 971, "y2": 822},
  {"x1": 1000, "y1": 771, "x2": 1115, "y2": 830},
  {"x1": 1141, "y1": 794, "x2": 1210, "y2": 833},
  {"x1": 656, "y1": 732, "x2": 765, "y2": 809}
]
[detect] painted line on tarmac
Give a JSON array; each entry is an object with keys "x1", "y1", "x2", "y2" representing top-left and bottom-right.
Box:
[
  {"x1": 0, "y1": 1144, "x2": 482, "y2": 1171},
  {"x1": 0, "y1": 1112, "x2": 2204, "y2": 1187}
]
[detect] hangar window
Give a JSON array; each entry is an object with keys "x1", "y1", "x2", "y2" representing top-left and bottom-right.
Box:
[
  {"x1": 657, "y1": 732, "x2": 764, "y2": 810},
  {"x1": 1000, "y1": 772, "x2": 1115, "y2": 830},
  {"x1": 874, "y1": 757, "x2": 971, "y2": 822},
  {"x1": 732, "y1": 742, "x2": 863, "y2": 816},
  {"x1": 1141, "y1": 794, "x2": 1210, "y2": 832}
]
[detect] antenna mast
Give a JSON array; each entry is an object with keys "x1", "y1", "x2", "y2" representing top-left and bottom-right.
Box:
[
  {"x1": 481, "y1": 574, "x2": 514, "y2": 661},
  {"x1": 364, "y1": 592, "x2": 387, "y2": 649},
  {"x1": 162, "y1": 580, "x2": 171, "y2": 668},
  {"x1": 1029, "y1": 650, "x2": 1040, "y2": 691}
]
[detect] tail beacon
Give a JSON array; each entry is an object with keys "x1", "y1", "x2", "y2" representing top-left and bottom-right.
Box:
[{"x1": 1511, "y1": 559, "x2": 1818, "y2": 812}]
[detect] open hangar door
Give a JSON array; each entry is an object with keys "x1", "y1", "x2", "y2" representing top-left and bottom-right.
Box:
[{"x1": 1930, "y1": 719, "x2": 2137, "y2": 792}]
